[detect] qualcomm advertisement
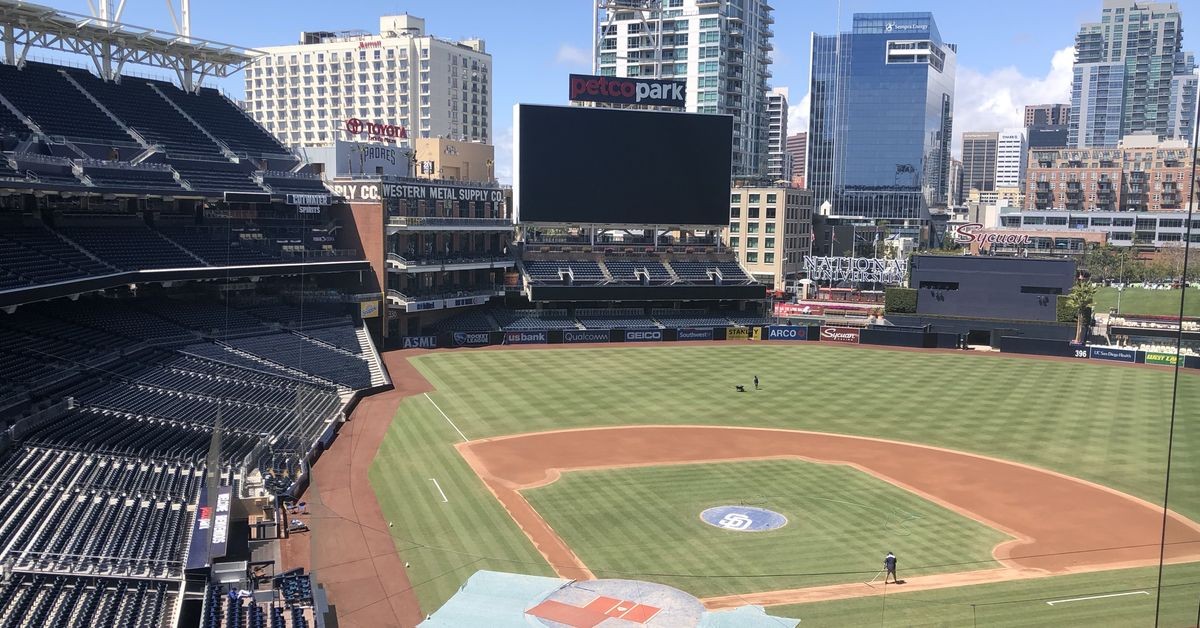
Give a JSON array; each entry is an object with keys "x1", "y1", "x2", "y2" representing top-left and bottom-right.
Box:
[
  {"x1": 564, "y1": 330, "x2": 610, "y2": 344},
  {"x1": 766, "y1": 325, "x2": 808, "y2": 341},
  {"x1": 1088, "y1": 346, "x2": 1137, "y2": 363},
  {"x1": 677, "y1": 328, "x2": 714, "y2": 341},
  {"x1": 505, "y1": 331, "x2": 547, "y2": 345},
  {"x1": 625, "y1": 329, "x2": 664, "y2": 342}
]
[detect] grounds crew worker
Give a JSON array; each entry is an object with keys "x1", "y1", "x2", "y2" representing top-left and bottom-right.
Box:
[{"x1": 884, "y1": 551, "x2": 899, "y2": 584}]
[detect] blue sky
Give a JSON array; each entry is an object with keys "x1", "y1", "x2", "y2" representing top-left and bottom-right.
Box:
[{"x1": 28, "y1": 1, "x2": 1200, "y2": 179}]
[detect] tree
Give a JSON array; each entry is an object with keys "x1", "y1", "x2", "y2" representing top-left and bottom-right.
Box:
[{"x1": 1065, "y1": 281, "x2": 1098, "y2": 344}]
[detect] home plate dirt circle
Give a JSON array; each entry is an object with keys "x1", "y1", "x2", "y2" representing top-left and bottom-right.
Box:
[
  {"x1": 700, "y1": 505, "x2": 788, "y2": 532},
  {"x1": 526, "y1": 578, "x2": 703, "y2": 627}
]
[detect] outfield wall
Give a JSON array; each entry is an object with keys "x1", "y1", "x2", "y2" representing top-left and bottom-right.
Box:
[{"x1": 399, "y1": 326, "x2": 1199, "y2": 370}]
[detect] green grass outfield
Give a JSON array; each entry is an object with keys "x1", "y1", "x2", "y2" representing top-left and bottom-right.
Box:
[
  {"x1": 771, "y1": 562, "x2": 1200, "y2": 627},
  {"x1": 522, "y1": 459, "x2": 1010, "y2": 598},
  {"x1": 1095, "y1": 286, "x2": 1200, "y2": 317},
  {"x1": 368, "y1": 343, "x2": 1200, "y2": 619}
]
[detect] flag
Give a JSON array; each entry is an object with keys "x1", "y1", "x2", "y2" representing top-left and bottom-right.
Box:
[
  {"x1": 831, "y1": 230, "x2": 838, "y2": 243},
  {"x1": 809, "y1": 230, "x2": 816, "y2": 244}
]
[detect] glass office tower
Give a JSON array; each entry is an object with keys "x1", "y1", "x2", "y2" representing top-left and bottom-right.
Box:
[{"x1": 807, "y1": 13, "x2": 956, "y2": 235}]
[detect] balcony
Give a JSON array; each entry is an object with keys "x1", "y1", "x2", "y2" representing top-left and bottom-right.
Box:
[
  {"x1": 386, "y1": 252, "x2": 514, "y2": 273},
  {"x1": 386, "y1": 216, "x2": 513, "y2": 233},
  {"x1": 386, "y1": 286, "x2": 500, "y2": 312}
]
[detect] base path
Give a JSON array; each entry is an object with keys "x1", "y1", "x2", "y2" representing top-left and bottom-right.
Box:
[
  {"x1": 279, "y1": 352, "x2": 431, "y2": 628},
  {"x1": 458, "y1": 425, "x2": 1200, "y2": 606}
]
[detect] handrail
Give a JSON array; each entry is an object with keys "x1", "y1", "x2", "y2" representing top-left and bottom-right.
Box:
[{"x1": 387, "y1": 215, "x2": 511, "y2": 227}]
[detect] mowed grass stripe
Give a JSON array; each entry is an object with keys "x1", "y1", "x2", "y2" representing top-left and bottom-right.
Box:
[
  {"x1": 371, "y1": 343, "x2": 1200, "y2": 613},
  {"x1": 523, "y1": 459, "x2": 1009, "y2": 598},
  {"x1": 772, "y1": 562, "x2": 1200, "y2": 627}
]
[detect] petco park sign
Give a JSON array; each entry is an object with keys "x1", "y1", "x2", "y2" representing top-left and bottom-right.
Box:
[
  {"x1": 344, "y1": 118, "x2": 407, "y2": 144},
  {"x1": 953, "y1": 223, "x2": 1032, "y2": 247},
  {"x1": 568, "y1": 73, "x2": 686, "y2": 107}
]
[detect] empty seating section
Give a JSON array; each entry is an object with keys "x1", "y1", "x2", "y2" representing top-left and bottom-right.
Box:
[
  {"x1": 727, "y1": 314, "x2": 772, "y2": 326},
  {"x1": 0, "y1": 225, "x2": 114, "y2": 288},
  {"x1": 0, "y1": 573, "x2": 175, "y2": 627},
  {"x1": 57, "y1": 224, "x2": 200, "y2": 270},
  {"x1": 492, "y1": 309, "x2": 577, "y2": 330},
  {"x1": 263, "y1": 175, "x2": 327, "y2": 195},
  {"x1": 604, "y1": 259, "x2": 672, "y2": 283},
  {"x1": 15, "y1": 160, "x2": 82, "y2": 186},
  {"x1": 296, "y1": 325, "x2": 365, "y2": 354},
  {"x1": 430, "y1": 309, "x2": 498, "y2": 332},
  {"x1": 81, "y1": 165, "x2": 182, "y2": 191},
  {"x1": 142, "y1": 300, "x2": 272, "y2": 336},
  {"x1": 0, "y1": 93, "x2": 29, "y2": 140},
  {"x1": 161, "y1": 86, "x2": 290, "y2": 157},
  {"x1": 242, "y1": 303, "x2": 352, "y2": 330},
  {"x1": 68, "y1": 71, "x2": 223, "y2": 158},
  {"x1": 666, "y1": 261, "x2": 719, "y2": 282},
  {"x1": 0, "y1": 447, "x2": 197, "y2": 577},
  {"x1": 159, "y1": 228, "x2": 283, "y2": 266},
  {"x1": 653, "y1": 309, "x2": 735, "y2": 328},
  {"x1": 0, "y1": 63, "x2": 133, "y2": 144},
  {"x1": 170, "y1": 158, "x2": 264, "y2": 194},
  {"x1": 523, "y1": 259, "x2": 606, "y2": 284},
  {"x1": 49, "y1": 300, "x2": 196, "y2": 345},
  {"x1": 225, "y1": 333, "x2": 373, "y2": 389}
]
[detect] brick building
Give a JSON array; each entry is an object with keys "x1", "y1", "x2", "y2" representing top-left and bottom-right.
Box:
[{"x1": 1024, "y1": 135, "x2": 1193, "y2": 212}]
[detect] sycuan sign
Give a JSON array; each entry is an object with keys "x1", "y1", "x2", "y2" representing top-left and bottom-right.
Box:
[
  {"x1": 952, "y1": 223, "x2": 1032, "y2": 247},
  {"x1": 568, "y1": 73, "x2": 686, "y2": 107},
  {"x1": 820, "y1": 326, "x2": 861, "y2": 344}
]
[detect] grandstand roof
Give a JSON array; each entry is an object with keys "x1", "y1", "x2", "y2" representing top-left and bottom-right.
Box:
[{"x1": 0, "y1": 0, "x2": 260, "y2": 87}]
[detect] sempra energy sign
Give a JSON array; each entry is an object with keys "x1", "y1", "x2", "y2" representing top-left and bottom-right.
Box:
[{"x1": 568, "y1": 73, "x2": 686, "y2": 107}]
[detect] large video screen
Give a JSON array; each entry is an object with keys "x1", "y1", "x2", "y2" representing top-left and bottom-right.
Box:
[{"x1": 514, "y1": 104, "x2": 732, "y2": 226}]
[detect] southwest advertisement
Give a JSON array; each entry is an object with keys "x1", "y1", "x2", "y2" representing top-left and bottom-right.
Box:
[{"x1": 677, "y1": 328, "x2": 714, "y2": 341}]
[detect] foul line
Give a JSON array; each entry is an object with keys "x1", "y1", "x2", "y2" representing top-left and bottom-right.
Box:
[
  {"x1": 429, "y1": 478, "x2": 449, "y2": 503},
  {"x1": 424, "y1": 392, "x2": 469, "y2": 442},
  {"x1": 1046, "y1": 591, "x2": 1149, "y2": 606}
]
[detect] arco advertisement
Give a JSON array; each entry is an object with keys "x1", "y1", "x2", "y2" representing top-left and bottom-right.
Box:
[{"x1": 766, "y1": 325, "x2": 808, "y2": 341}]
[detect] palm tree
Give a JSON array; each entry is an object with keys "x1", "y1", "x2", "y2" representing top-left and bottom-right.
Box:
[{"x1": 1065, "y1": 281, "x2": 1098, "y2": 344}]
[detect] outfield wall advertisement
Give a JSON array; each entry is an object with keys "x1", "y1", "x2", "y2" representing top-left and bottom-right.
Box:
[
  {"x1": 766, "y1": 326, "x2": 808, "y2": 341},
  {"x1": 564, "y1": 330, "x2": 610, "y2": 344},
  {"x1": 1088, "y1": 346, "x2": 1137, "y2": 363},
  {"x1": 402, "y1": 336, "x2": 438, "y2": 349},
  {"x1": 1145, "y1": 352, "x2": 1179, "y2": 366},
  {"x1": 625, "y1": 329, "x2": 664, "y2": 342},
  {"x1": 452, "y1": 332, "x2": 492, "y2": 347},
  {"x1": 677, "y1": 328, "x2": 715, "y2": 341},
  {"x1": 727, "y1": 327, "x2": 751, "y2": 340},
  {"x1": 505, "y1": 331, "x2": 548, "y2": 345},
  {"x1": 820, "y1": 326, "x2": 861, "y2": 344}
]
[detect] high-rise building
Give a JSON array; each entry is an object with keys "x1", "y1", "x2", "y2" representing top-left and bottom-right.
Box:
[
  {"x1": 807, "y1": 12, "x2": 956, "y2": 232},
  {"x1": 786, "y1": 131, "x2": 807, "y2": 186},
  {"x1": 1068, "y1": 0, "x2": 1197, "y2": 147},
  {"x1": 594, "y1": 0, "x2": 774, "y2": 177},
  {"x1": 766, "y1": 88, "x2": 790, "y2": 180},
  {"x1": 961, "y1": 131, "x2": 998, "y2": 193},
  {"x1": 996, "y1": 128, "x2": 1027, "y2": 189},
  {"x1": 245, "y1": 15, "x2": 492, "y2": 149},
  {"x1": 948, "y1": 158, "x2": 963, "y2": 205},
  {"x1": 1024, "y1": 104, "x2": 1070, "y2": 127}
]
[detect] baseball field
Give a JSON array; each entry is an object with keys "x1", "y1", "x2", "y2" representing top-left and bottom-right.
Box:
[{"x1": 365, "y1": 343, "x2": 1200, "y2": 625}]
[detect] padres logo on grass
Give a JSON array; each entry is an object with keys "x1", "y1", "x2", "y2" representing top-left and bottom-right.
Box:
[{"x1": 700, "y1": 506, "x2": 788, "y2": 532}]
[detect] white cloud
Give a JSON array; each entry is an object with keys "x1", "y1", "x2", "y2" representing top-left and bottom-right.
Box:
[
  {"x1": 554, "y1": 44, "x2": 591, "y2": 69},
  {"x1": 493, "y1": 125, "x2": 514, "y2": 185},
  {"x1": 787, "y1": 91, "x2": 810, "y2": 138},
  {"x1": 952, "y1": 46, "x2": 1074, "y2": 156}
]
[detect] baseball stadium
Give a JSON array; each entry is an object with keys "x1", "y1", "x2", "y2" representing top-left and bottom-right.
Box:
[{"x1": 0, "y1": 2, "x2": 1197, "y2": 628}]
